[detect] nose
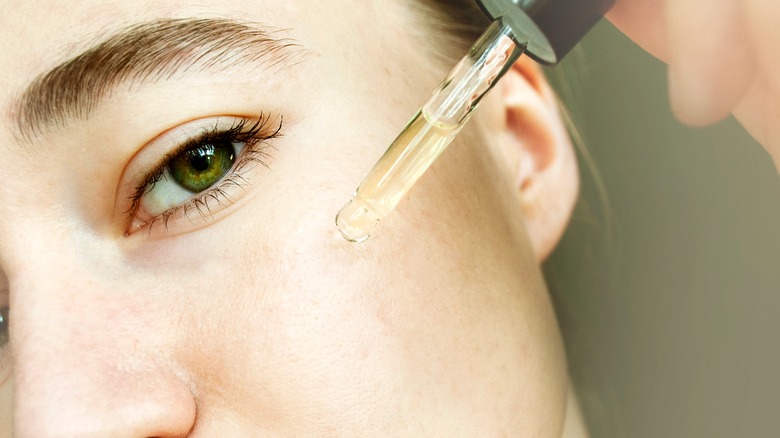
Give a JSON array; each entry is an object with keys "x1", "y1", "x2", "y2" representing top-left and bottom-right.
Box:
[{"x1": 10, "y1": 247, "x2": 197, "y2": 437}]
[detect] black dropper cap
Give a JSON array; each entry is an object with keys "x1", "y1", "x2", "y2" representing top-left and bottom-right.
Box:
[{"x1": 476, "y1": 0, "x2": 615, "y2": 65}]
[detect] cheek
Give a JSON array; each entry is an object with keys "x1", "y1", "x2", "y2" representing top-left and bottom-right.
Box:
[
  {"x1": 149, "y1": 170, "x2": 565, "y2": 434},
  {"x1": 151, "y1": 225, "x2": 403, "y2": 431}
]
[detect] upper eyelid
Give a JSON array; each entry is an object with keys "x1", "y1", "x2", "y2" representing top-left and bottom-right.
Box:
[
  {"x1": 120, "y1": 116, "x2": 263, "y2": 183},
  {"x1": 138, "y1": 115, "x2": 278, "y2": 177},
  {"x1": 133, "y1": 119, "x2": 265, "y2": 185}
]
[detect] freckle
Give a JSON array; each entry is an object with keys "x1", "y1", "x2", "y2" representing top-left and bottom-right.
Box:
[{"x1": 374, "y1": 302, "x2": 394, "y2": 334}]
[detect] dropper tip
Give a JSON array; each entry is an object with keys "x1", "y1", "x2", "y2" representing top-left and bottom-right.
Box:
[{"x1": 335, "y1": 198, "x2": 381, "y2": 243}]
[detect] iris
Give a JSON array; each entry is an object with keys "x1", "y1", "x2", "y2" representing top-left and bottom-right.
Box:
[{"x1": 170, "y1": 142, "x2": 235, "y2": 192}]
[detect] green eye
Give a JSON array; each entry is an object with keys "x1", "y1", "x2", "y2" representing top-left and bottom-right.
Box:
[
  {"x1": 0, "y1": 307, "x2": 7, "y2": 349},
  {"x1": 169, "y1": 141, "x2": 236, "y2": 192}
]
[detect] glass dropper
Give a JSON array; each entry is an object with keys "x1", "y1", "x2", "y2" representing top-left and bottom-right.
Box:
[{"x1": 335, "y1": 19, "x2": 527, "y2": 242}]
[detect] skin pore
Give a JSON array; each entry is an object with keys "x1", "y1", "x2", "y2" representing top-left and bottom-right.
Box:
[{"x1": 0, "y1": 1, "x2": 581, "y2": 436}]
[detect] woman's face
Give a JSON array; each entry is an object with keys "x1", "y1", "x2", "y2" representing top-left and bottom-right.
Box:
[{"x1": 0, "y1": 1, "x2": 576, "y2": 436}]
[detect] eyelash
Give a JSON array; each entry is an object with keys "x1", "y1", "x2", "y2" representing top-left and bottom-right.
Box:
[{"x1": 126, "y1": 115, "x2": 282, "y2": 235}]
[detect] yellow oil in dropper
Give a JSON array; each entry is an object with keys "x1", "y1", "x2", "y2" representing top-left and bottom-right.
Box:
[{"x1": 336, "y1": 19, "x2": 527, "y2": 242}]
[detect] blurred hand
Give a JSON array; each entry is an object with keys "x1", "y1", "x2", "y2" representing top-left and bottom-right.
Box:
[{"x1": 607, "y1": 0, "x2": 780, "y2": 171}]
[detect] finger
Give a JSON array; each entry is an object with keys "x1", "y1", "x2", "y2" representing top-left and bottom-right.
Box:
[
  {"x1": 744, "y1": 0, "x2": 780, "y2": 98},
  {"x1": 667, "y1": 0, "x2": 756, "y2": 126},
  {"x1": 733, "y1": 76, "x2": 780, "y2": 173},
  {"x1": 606, "y1": 0, "x2": 669, "y2": 60}
]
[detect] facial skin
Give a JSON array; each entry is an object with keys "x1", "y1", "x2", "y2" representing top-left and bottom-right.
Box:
[{"x1": 0, "y1": 1, "x2": 580, "y2": 436}]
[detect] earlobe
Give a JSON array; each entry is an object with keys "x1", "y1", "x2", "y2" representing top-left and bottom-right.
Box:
[{"x1": 497, "y1": 57, "x2": 579, "y2": 261}]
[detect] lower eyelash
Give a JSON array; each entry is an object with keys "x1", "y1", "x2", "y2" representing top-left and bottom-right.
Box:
[{"x1": 150, "y1": 143, "x2": 273, "y2": 233}]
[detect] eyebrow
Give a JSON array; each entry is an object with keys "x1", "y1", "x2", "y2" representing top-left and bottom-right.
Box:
[{"x1": 12, "y1": 18, "x2": 304, "y2": 141}]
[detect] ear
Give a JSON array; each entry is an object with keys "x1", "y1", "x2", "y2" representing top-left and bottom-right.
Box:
[{"x1": 495, "y1": 57, "x2": 579, "y2": 261}]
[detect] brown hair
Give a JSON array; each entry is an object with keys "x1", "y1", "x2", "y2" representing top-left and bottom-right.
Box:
[{"x1": 405, "y1": 0, "x2": 489, "y2": 63}]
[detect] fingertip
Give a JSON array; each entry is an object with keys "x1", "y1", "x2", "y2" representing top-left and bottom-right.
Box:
[
  {"x1": 744, "y1": 0, "x2": 780, "y2": 97},
  {"x1": 667, "y1": 65, "x2": 729, "y2": 127},
  {"x1": 666, "y1": 0, "x2": 755, "y2": 126},
  {"x1": 606, "y1": 0, "x2": 670, "y2": 60}
]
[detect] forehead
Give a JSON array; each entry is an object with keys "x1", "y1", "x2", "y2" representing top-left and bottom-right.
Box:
[
  {"x1": 0, "y1": 0, "x2": 405, "y2": 73},
  {"x1": 0, "y1": 0, "x2": 392, "y2": 113},
  {"x1": 1, "y1": 1, "x2": 284, "y2": 80}
]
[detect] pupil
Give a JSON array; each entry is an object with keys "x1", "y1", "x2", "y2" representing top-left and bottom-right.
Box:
[{"x1": 190, "y1": 154, "x2": 211, "y2": 172}]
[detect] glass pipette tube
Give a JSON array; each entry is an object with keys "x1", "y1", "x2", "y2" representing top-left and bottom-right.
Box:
[{"x1": 336, "y1": 19, "x2": 527, "y2": 242}]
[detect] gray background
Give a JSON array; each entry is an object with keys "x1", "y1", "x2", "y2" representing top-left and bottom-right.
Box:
[{"x1": 543, "y1": 21, "x2": 780, "y2": 437}]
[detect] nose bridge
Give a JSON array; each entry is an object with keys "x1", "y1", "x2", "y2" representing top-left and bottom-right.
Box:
[{"x1": 9, "y1": 231, "x2": 197, "y2": 437}]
